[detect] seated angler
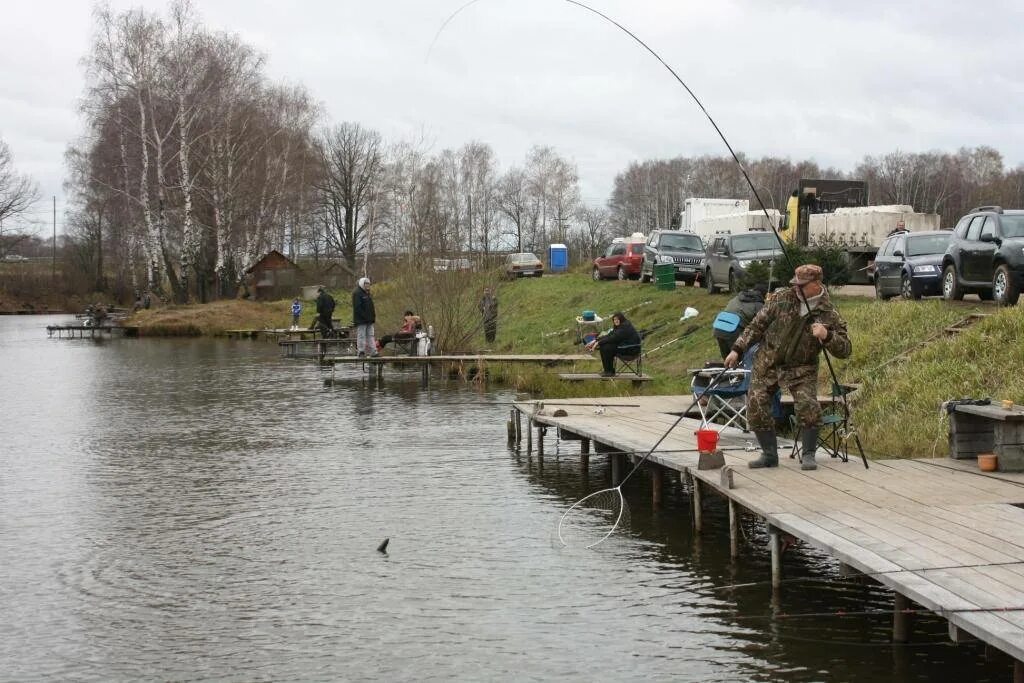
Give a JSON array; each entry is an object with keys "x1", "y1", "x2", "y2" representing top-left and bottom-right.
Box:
[
  {"x1": 378, "y1": 310, "x2": 422, "y2": 350},
  {"x1": 586, "y1": 311, "x2": 641, "y2": 377}
]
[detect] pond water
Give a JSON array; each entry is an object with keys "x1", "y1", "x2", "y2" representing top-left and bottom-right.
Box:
[{"x1": 0, "y1": 316, "x2": 1012, "y2": 681}]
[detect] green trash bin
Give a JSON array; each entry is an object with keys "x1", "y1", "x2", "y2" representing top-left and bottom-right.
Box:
[{"x1": 653, "y1": 263, "x2": 676, "y2": 291}]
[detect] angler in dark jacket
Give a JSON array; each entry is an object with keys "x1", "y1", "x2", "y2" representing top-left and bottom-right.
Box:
[
  {"x1": 713, "y1": 283, "x2": 767, "y2": 358},
  {"x1": 725, "y1": 264, "x2": 851, "y2": 471},
  {"x1": 352, "y1": 277, "x2": 378, "y2": 357},
  {"x1": 314, "y1": 287, "x2": 336, "y2": 334},
  {"x1": 586, "y1": 311, "x2": 641, "y2": 377}
]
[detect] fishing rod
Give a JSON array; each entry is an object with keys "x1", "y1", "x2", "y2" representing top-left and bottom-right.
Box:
[
  {"x1": 556, "y1": 0, "x2": 866, "y2": 469},
  {"x1": 429, "y1": 0, "x2": 867, "y2": 468}
]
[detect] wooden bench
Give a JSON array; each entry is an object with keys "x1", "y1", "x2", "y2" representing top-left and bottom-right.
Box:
[{"x1": 949, "y1": 402, "x2": 1024, "y2": 471}]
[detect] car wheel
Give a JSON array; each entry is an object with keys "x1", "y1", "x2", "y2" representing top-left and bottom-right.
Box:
[
  {"x1": 942, "y1": 264, "x2": 963, "y2": 301},
  {"x1": 900, "y1": 273, "x2": 920, "y2": 300},
  {"x1": 617, "y1": 266, "x2": 626, "y2": 281},
  {"x1": 592, "y1": 267, "x2": 602, "y2": 281},
  {"x1": 705, "y1": 269, "x2": 715, "y2": 293},
  {"x1": 993, "y1": 264, "x2": 1021, "y2": 306},
  {"x1": 728, "y1": 270, "x2": 739, "y2": 293}
]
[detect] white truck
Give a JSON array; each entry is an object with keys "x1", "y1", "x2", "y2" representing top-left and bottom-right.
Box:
[
  {"x1": 679, "y1": 197, "x2": 780, "y2": 243},
  {"x1": 808, "y1": 205, "x2": 941, "y2": 283}
]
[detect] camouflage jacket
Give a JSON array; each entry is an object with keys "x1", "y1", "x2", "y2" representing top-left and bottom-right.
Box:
[{"x1": 732, "y1": 287, "x2": 851, "y2": 368}]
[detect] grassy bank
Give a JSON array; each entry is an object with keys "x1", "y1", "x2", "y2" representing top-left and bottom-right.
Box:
[{"x1": 124, "y1": 270, "x2": 1024, "y2": 458}]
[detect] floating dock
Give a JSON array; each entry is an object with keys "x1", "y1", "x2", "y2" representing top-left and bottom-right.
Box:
[
  {"x1": 325, "y1": 353, "x2": 595, "y2": 386},
  {"x1": 46, "y1": 324, "x2": 124, "y2": 339},
  {"x1": 510, "y1": 396, "x2": 1024, "y2": 676}
]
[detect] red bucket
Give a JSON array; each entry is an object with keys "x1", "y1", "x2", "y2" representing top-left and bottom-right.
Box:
[{"x1": 695, "y1": 428, "x2": 719, "y2": 453}]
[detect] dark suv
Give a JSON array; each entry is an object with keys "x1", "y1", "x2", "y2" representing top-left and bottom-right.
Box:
[
  {"x1": 873, "y1": 230, "x2": 951, "y2": 300},
  {"x1": 640, "y1": 229, "x2": 705, "y2": 285},
  {"x1": 704, "y1": 231, "x2": 784, "y2": 293},
  {"x1": 941, "y1": 206, "x2": 1024, "y2": 305}
]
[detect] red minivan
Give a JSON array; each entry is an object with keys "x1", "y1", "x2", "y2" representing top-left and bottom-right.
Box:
[{"x1": 593, "y1": 238, "x2": 645, "y2": 280}]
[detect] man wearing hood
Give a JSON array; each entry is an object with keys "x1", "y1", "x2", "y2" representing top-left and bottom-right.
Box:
[
  {"x1": 352, "y1": 277, "x2": 378, "y2": 357},
  {"x1": 714, "y1": 282, "x2": 767, "y2": 358},
  {"x1": 725, "y1": 264, "x2": 851, "y2": 471},
  {"x1": 585, "y1": 311, "x2": 641, "y2": 377},
  {"x1": 314, "y1": 286, "x2": 336, "y2": 335}
]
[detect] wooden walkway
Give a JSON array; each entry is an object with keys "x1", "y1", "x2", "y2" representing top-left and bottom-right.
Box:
[
  {"x1": 47, "y1": 324, "x2": 124, "y2": 339},
  {"x1": 324, "y1": 353, "x2": 595, "y2": 386},
  {"x1": 510, "y1": 395, "x2": 1024, "y2": 673}
]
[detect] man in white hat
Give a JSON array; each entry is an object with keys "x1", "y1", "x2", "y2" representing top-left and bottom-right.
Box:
[{"x1": 352, "y1": 277, "x2": 378, "y2": 357}]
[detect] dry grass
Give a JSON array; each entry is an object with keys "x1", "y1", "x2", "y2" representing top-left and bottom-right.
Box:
[{"x1": 127, "y1": 298, "x2": 299, "y2": 336}]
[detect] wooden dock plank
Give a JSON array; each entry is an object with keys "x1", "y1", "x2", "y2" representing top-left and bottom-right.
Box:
[{"x1": 511, "y1": 393, "x2": 1024, "y2": 661}]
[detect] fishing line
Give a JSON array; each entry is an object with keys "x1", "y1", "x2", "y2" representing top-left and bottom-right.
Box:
[{"x1": 428, "y1": 0, "x2": 868, "y2": 468}]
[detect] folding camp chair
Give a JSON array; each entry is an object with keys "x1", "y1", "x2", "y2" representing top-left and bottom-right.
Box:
[
  {"x1": 789, "y1": 383, "x2": 855, "y2": 463},
  {"x1": 689, "y1": 344, "x2": 758, "y2": 431},
  {"x1": 614, "y1": 342, "x2": 643, "y2": 376}
]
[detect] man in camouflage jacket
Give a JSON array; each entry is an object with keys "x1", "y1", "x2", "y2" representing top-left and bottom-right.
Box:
[{"x1": 724, "y1": 264, "x2": 851, "y2": 470}]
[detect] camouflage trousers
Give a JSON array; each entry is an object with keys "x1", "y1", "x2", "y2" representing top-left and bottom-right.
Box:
[{"x1": 747, "y1": 359, "x2": 821, "y2": 431}]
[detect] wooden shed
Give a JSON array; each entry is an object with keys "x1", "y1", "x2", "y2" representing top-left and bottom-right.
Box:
[{"x1": 244, "y1": 250, "x2": 300, "y2": 300}]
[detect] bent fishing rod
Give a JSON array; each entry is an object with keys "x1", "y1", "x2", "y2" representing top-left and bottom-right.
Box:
[{"x1": 431, "y1": 0, "x2": 868, "y2": 468}]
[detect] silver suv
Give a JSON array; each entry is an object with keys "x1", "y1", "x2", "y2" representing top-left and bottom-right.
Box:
[
  {"x1": 705, "y1": 231, "x2": 784, "y2": 293},
  {"x1": 640, "y1": 230, "x2": 705, "y2": 285}
]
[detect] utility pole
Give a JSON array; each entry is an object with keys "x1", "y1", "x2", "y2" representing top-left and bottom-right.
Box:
[{"x1": 52, "y1": 196, "x2": 56, "y2": 281}]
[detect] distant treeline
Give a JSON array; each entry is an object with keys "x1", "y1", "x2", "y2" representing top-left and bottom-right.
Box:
[{"x1": 40, "y1": 1, "x2": 1024, "y2": 305}]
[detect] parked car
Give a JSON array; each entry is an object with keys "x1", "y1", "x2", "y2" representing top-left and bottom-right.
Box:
[
  {"x1": 941, "y1": 206, "x2": 1024, "y2": 305},
  {"x1": 639, "y1": 229, "x2": 705, "y2": 285},
  {"x1": 592, "y1": 238, "x2": 645, "y2": 280},
  {"x1": 873, "y1": 230, "x2": 952, "y2": 300},
  {"x1": 505, "y1": 252, "x2": 544, "y2": 279},
  {"x1": 704, "y1": 231, "x2": 784, "y2": 293},
  {"x1": 2, "y1": 254, "x2": 28, "y2": 262}
]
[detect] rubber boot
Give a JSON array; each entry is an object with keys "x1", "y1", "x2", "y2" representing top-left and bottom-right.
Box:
[
  {"x1": 748, "y1": 430, "x2": 779, "y2": 468},
  {"x1": 800, "y1": 427, "x2": 820, "y2": 471}
]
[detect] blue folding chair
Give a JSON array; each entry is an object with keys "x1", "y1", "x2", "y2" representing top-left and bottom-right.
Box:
[{"x1": 690, "y1": 344, "x2": 758, "y2": 431}]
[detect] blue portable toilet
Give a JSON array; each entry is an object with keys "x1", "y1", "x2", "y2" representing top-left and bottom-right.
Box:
[{"x1": 548, "y1": 243, "x2": 568, "y2": 273}]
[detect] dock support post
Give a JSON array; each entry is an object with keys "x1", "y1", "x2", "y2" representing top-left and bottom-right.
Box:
[
  {"x1": 893, "y1": 592, "x2": 911, "y2": 643},
  {"x1": 651, "y1": 465, "x2": 663, "y2": 507},
  {"x1": 1014, "y1": 660, "x2": 1024, "y2": 683},
  {"x1": 514, "y1": 410, "x2": 522, "y2": 446},
  {"x1": 580, "y1": 438, "x2": 590, "y2": 470},
  {"x1": 611, "y1": 452, "x2": 623, "y2": 486},
  {"x1": 421, "y1": 363, "x2": 429, "y2": 388},
  {"x1": 691, "y1": 474, "x2": 703, "y2": 533},
  {"x1": 507, "y1": 410, "x2": 516, "y2": 444},
  {"x1": 768, "y1": 524, "x2": 782, "y2": 589},
  {"x1": 376, "y1": 363, "x2": 384, "y2": 381},
  {"x1": 526, "y1": 417, "x2": 533, "y2": 455},
  {"x1": 537, "y1": 423, "x2": 544, "y2": 457},
  {"x1": 729, "y1": 499, "x2": 739, "y2": 559}
]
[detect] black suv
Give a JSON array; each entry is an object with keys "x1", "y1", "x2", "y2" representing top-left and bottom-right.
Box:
[
  {"x1": 639, "y1": 229, "x2": 705, "y2": 285},
  {"x1": 873, "y1": 230, "x2": 951, "y2": 300},
  {"x1": 941, "y1": 206, "x2": 1024, "y2": 305}
]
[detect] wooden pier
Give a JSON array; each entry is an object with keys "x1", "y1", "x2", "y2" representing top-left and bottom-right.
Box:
[
  {"x1": 279, "y1": 337, "x2": 357, "y2": 359},
  {"x1": 325, "y1": 353, "x2": 595, "y2": 387},
  {"x1": 510, "y1": 396, "x2": 1024, "y2": 676},
  {"x1": 46, "y1": 324, "x2": 124, "y2": 339}
]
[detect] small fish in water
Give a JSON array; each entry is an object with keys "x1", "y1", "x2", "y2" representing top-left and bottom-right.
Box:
[{"x1": 377, "y1": 537, "x2": 389, "y2": 553}]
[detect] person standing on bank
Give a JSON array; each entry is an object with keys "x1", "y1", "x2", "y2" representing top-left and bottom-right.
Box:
[
  {"x1": 479, "y1": 287, "x2": 498, "y2": 343},
  {"x1": 314, "y1": 286, "x2": 336, "y2": 335},
  {"x1": 724, "y1": 264, "x2": 851, "y2": 471},
  {"x1": 290, "y1": 297, "x2": 303, "y2": 330},
  {"x1": 352, "y1": 277, "x2": 378, "y2": 357},
  {"x1": 713, "y1": 282, "x2": 767, "y2": 358},
  {"x1": 585, "y1": 311, "x2": 641, "y2": 377}
]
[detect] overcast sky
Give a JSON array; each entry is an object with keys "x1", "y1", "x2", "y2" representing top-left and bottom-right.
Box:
[{"x1": 2, "y1": 0, "x2": 1023, "y2": 230}]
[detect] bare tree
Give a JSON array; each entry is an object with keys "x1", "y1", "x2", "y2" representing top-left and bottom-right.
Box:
[
  {"x1": 314, "y1": 122, "x2": 384, "y2": 271},
  {"x1": 0, "y1": 139, "x2": 40, "y2": 258}
]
